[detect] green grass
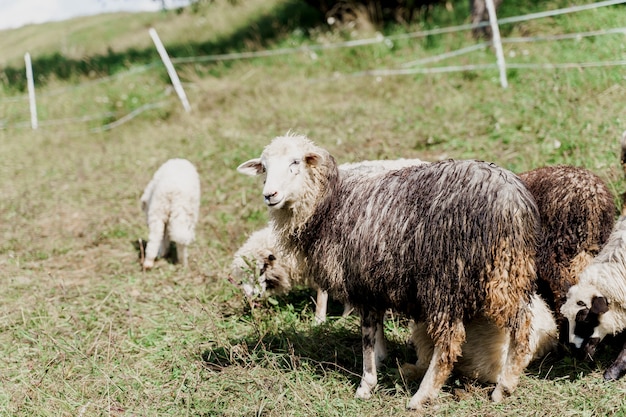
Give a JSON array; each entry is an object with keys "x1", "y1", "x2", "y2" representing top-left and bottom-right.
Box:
[{"x1": 2, "y1": 0, "x2": 626, "y2": 415}]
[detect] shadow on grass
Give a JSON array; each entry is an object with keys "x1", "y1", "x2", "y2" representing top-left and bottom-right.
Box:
[
  {"x1": 131, "y1": 238, "x2": 179, "y2": 265},
  {"x1": 530, "y1": 332, "x2": 626, "y2": 382},
  {"x1": 201, "y1": 288, "x2": 626, "y2": 401},
  {"x1": 200, "y1": 288, "x2": 417, "y2": 393}
]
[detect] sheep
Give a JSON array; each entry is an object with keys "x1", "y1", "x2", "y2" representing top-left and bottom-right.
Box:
[
  {"x1": 231, "y1": 158, "x2": 425, "y2": 323},
  {"x1": 402, "y1": 293, "x2": 558, "y2": 384},
  {"x1": 548, "y1": 133, "x2": 626, "y2": 381},
  {"x1": 140, "y1": 158, "x2": 200, "y2": 269},
  {"x1": 519, "y1": 166, "x2": 616, "y2": 328},
  {"x1": 561, "y1": 216, "x2": 626, "y2": 380},
  {"x1": 237, "y1": 133, "x2": 539, "y2": 410},
  {"x1": 231, "y1": 224, "x2": 294, "y2": 300}
]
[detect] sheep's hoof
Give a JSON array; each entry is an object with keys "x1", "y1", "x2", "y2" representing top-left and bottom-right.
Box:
[
  {"x1": 406, "y1": 401, "x2": 424, "y2": 412},
  {"x1": 143, "y1": 260, "x2": 154, "y2": 270},
  {"x1": 604, "y1": 366, "x2": 625, "y2": 381},
  {"x1": 407, "y1": 389, "x2": 435, "y2": 411},
  {"x1": 491, "y1": 387, "x2": 504, "y2": 403},
  {"x1": 355, "y1": 386, "x2": 372, "y2": 400}
]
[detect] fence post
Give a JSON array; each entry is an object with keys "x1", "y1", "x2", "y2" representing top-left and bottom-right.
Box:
[
  {"x1": 485, "y1": 0, "x2": 508, "y2": 88},
  {"x1": 149, "y1": 28, "x2": 191, "y2": 112},
  {"x1": 24, "y1": 52, "x2": 38, "y2": 129}
]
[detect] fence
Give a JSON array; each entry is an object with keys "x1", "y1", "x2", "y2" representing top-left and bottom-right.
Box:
[{"x1": 1, "y1": 0, "x2": 625, "y2": 133}]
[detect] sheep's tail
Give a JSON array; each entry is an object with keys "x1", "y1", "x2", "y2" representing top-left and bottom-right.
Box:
[{"x1": 620, "y1": 131, "x2": 626, "y2": 216}]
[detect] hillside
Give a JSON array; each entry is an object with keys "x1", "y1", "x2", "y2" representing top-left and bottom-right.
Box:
[{"x1": 0, "y1": 0, "x2": 321, "y2": 88}]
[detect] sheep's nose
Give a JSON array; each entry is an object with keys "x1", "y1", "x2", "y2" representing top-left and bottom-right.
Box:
[{"x1": 264, "y1": 191, "x2": 277, "y2": 202}]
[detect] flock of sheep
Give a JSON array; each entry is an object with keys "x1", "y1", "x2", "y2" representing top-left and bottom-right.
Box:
[{"x1": 140, "y1": 130, "x2": 626, "y2": 411}]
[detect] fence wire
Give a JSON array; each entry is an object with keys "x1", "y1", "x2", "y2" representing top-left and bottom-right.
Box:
[{"x1": 1, "y1": 0, "x2": 625, "y2": 132}]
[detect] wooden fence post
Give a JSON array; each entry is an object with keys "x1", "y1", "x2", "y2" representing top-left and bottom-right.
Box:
[
  {"x1": 24, "y1": 52, "x2": 38, "y2": 129},
  {"x1": 485, "y1": 0, "x2": 508, "y2": 88},
  {"x1": 149, "y1": 28, "x2": 191, "y2": 112}
]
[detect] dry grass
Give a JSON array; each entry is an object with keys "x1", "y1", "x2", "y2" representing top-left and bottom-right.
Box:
[{"x1": 2, "y1": 0, "x2": 626, "y2": 415}]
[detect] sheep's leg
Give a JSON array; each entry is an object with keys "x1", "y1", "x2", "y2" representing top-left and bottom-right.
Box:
[
  {"x1": 144, "y1": 220, "x2": 165, "y2": 269},
  {"x1": 342, "y1": 303, "x2": 354, "y2": 317},
  {"x1": 159, "y1": 227, "x2": 170, "y2": 259},
  {"x1": 401, "y1": 321, "x2": 434, "y2": 382},
  {"x1": 492, "y1": 307, "x2": 532, "y2": 402},
  {"x1": 375, "y1": 319, "x2": 387, "y2": 368},
  {"x1": 178, "y1": 243, "x2": 188, "y2": 268},
  {"x1": 604, "y1": 341, "x2": 626, "y2": 381},
  {"x1": 314, "y1": 289, "x2": 328, "y2": 324},
  {"x1": 407, "y1": 321, "x2": 465, "y2": 411},
  {"x1": 355, "y1": 308, "x2": 385, "y2": 399}
]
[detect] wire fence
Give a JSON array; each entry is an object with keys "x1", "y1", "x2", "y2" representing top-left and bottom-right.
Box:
[{"x1": 1, "y1": 0, "x2": 625, "y2": 133}]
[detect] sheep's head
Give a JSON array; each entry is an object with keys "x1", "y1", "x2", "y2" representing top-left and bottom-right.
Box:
[
  {"x1": 561, "y1": 281, "x2": 610, "y2": 358},
  {"x1": 238, "y1": 249, "x2": 292, "y2": 299},
  {"x1": 237, "y1": 134, "x2": 326, "y2": 211},
  {"x1": 257, "y1": 249, "x2": 292, "y2": 294}
]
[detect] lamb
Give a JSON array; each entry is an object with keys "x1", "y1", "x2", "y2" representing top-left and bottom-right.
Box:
[
  {"x1": 402, "y1": 293, "x2": 558, "y2": 384},
  {"x1": 237, "y1": 133, "x2": 540, "y2": 410},
  {"x1": 231, "y1": 158, "x2": 425, "y2": 323},
  {"x1": 519, "y1": 165, "x2": 616, "y2": 319},
  {"x1": 561, "y1": 216, "x2": 626, "y2": 380},
  {"x1": 140, "y1": 158, "x2": 201, "y2": 269},
  {"x1": 231, "y1": 224, "x2": 295, "y2": 300}
]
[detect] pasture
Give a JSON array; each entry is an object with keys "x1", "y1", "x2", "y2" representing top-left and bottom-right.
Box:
[{"x1": 2, "y1": 0, "x2": 626, "y2": 415}]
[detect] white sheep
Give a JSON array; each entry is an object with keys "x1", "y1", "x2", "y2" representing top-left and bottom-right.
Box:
[
  {"x1": 402, "y1": 293, "x2": 558, "y2": 384},
  {"x1": 561, "y1": 216, "x2": 626, "y2": 380},
  {"x1": 238, "y1": 133, "x2": 539, "y2": 410},
  {"x1": 231, "y1": 158, "x2": 425, "y2": 323},
  {"x1": 140, "y1": 158, "x2": 200, "y2": 269}
]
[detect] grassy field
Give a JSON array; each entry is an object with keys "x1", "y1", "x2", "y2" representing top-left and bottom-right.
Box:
[{"x1": 2, "y1": 0, "x2": 626, "y2": 415}]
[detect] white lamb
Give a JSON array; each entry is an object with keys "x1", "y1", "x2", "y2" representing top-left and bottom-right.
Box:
[
  {"x1": 231, "y1": 158, "x2": 425, "y2": 323},
  {"x1": 402, "y1": 293, "x2": 558, "y2": 384},
  {"x1": 140, "y1": 158, "x2": 201, "y2": 269}
]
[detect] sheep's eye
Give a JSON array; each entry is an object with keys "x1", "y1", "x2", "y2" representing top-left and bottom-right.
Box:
[
  {"x1": 289, "y1": 159, "x2": 300, "y2": 173},
  {"x1": 577, "y1": 300, "x2": 586, "y2": 307}
]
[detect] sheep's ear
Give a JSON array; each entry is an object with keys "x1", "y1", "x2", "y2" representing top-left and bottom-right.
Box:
[
  {"x1": 237, "y1": 158, "x2": 263, "y2": 176},
  {"x1": 304, "y1": 151, "x2": 323, "y2": 167},
  {"x1": 591, "y1": 296, "x2": 609, "y2": 315}
]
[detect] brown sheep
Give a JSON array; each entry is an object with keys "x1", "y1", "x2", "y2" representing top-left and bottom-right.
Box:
[{"x1": 519, "y1": 165, "x2": 616, "y2": 339}]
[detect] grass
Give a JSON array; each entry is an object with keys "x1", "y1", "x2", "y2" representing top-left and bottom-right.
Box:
[{"x1": 2, "y1": 0, "x2": 626, "y2": 415}]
